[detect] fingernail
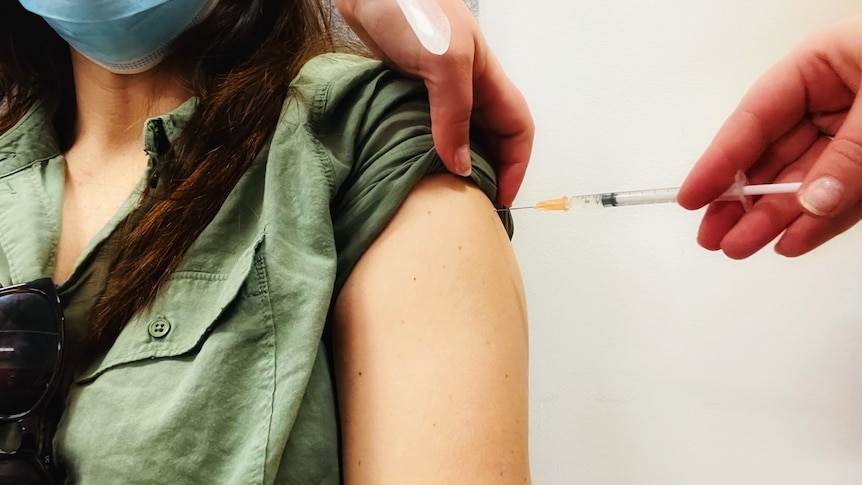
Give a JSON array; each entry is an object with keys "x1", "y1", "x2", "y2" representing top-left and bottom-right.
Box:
[
  {"x1": 799, "y1": 176, "x2": 843, "y2": 216},
  {"x1": 455, "y1": 145, "x2": 472, "y2": 177},
  {"x1": 396, "y1": 0, "x2": 452, "y2": 55}
]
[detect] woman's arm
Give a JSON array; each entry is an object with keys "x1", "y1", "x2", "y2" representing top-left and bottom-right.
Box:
[{"x1": 334, "y1": 173, "x2": 530, "y2": 483}]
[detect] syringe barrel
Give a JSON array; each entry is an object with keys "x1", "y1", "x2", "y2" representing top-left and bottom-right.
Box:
[
  {"x1": 566, "y1": 188, "x2": 680, "y2": 207},
  {"x1": 604, "y1": 190, "x2": 678, "y2": 206}
]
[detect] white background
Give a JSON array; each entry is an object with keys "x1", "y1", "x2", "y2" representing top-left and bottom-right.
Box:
[{"x1": 481, "y1": 2, "x2": 862, "y2": 484}]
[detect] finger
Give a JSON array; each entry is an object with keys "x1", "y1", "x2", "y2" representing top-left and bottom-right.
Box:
[
  {"x1": 700, "y1": 138, "x2": 825, "y2": 256},
  {"x1": 471, "y1": 92, "x2": 533, "y2": 206},
  {"x1": 492, "y1": 128, "x2": 532, "y2": 207},
  {"x1": 810, "y1": 110, "x2": 848, "y2": 136},
  {"x1": 340, "y1": 0, "x2": 477, "y2": 178},
  {"x1": 693, "y1": 118, "x2": 816, "y2": 252},
  {"x1": 697, "y1": 201, "x2": 747, "y2": 251},
  {"x1": 423, "y1": 51, "x2": 475, "y2": 178},
  {"x1": 471, "y1": 54, "x2": 534, "y2": 205},
  {"x1": 693, "y1": 107, "x2": 816, "y2": 252},
  {"x1": 678, "y1": 57, "x2": 807, "y2": 210},
  {"x1": 394, "y1": 0, "x2": 480, "y2": 180},
  {"x1": 775, "y1": 200, "x2": 862, "y2": 256},
  {"x1": 797, "y1": 94, "x2": 862, "y2": 217},
  {"x1": 716, "y1": 137, "x2": 826, "y2": 257},
  {"x1": 718, "y1": 194, "x2": 803, "y2": 259}
]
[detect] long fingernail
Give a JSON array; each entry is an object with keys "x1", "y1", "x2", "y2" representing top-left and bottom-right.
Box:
[
  {"x1": 455, "y1": 145, "x2": 472, "y2": 177},
  {"x1": 799, "y1": 176, "x2": 843, "y2": 216},
  {"x1": 396, "y1": 0, "x2": 451, "y2": 55}
]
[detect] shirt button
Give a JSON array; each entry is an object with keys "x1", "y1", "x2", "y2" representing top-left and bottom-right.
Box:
[{"x1": 148, "y1": 318, "x2": 171, "y2": 338}]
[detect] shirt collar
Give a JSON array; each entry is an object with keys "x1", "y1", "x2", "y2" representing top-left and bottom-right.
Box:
[
  {"x1": 142, "y1": 97, "x2": 197, "y2": 156},
  {"x1": 0, "y1": 97, "x2": 198, "y2": 177}
]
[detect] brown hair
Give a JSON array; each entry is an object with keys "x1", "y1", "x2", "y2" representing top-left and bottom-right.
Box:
[{"x1": 0, "y1": 1, "x2": 354, "y2": 351}]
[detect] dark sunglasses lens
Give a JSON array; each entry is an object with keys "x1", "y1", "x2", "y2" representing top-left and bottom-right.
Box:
[
  {"x1": 0, "y1": 457, "x2": 51, "y2": 484},
  {"x1": 0, "y1": 292, "x2": 60, "y2": 416}
]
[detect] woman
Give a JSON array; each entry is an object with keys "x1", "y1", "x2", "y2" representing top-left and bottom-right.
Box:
[{"x1": 0, "y1": 0, "x2": 530, "y2": 483}]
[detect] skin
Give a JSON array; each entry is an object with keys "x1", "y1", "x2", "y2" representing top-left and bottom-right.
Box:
[
  {"x1": 335, "y1": 173, "x2": 530, "y2": 484},
  {"x1": 336, "y1": 0, "x2": 534, "y2": 206},
  {"x1": 678, "y1": 15, "x2": 862, "y2": 259}
]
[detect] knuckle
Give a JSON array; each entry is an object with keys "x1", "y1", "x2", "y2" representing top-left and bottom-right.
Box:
[
  {"x1": 737, "y1": 108, "x2": 772, "y2": 150},
  {"x1": 438, "y1": 49, "x2": 474, "y2": 74}
]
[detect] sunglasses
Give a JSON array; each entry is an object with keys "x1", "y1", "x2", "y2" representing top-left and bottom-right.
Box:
[{"x1": 0, "y1": 279, "x2": 64, "y2": 484}]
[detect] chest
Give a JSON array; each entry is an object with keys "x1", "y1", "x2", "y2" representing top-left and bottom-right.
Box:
[{"x1": 54, "y1": 152, "x2": 148, "y2": 283}]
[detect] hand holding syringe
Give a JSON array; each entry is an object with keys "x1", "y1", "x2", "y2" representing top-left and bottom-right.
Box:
[{"x1": 507, "y1": 173, "x2": 802, "y2": 212}]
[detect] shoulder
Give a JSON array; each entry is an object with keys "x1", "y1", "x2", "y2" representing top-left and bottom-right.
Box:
[
  {"x1": 289, "y1": 53, "x2": 417, "y2": 112},
  {"x1": 291, "y1": 52, "x2": 385, "y2": 89},
  {"x1": 288, "y1": 52, "x2": 429, "y2": 131},
  {"x1": 332, "y1": 173, "x2": 530, "y2": 483},
  {"x1": 272, "y1": 51, "x2": 440, "y2": 244},
  {"x1": 270, "y1": 52, "x2": 511, "y2": 298},
  {"x1": 0, "y1": 100, "x2": 60, "y2": 171},
  {"x1": 274, "y1": 52, "x2": 432, "y2": 186}
]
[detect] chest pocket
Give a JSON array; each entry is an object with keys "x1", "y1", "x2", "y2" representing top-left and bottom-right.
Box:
[
  {"x1": 76, "y1": 233, "x2": 265, "y2": 381},
  {"x1": 57, "y1": 233, "x2": 277, "y2": 484}
]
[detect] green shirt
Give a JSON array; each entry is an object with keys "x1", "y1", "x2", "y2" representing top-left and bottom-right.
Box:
[{"x1": 0, "y1": 53, "x2": 511, "y2": 484}]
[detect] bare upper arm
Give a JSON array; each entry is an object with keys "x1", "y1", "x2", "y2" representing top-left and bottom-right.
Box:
[{"x1": 333, "y1": 173, "x2": 530, "y2": 484}]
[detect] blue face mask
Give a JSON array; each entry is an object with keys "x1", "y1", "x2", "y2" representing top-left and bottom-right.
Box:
[{"x1": 19, "y1": 0, "x2": 218, "y2": 74}]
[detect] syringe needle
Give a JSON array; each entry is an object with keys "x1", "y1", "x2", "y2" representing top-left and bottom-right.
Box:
[{"x1": 502, "y1": 196, "x2": 570, "y2": 211}]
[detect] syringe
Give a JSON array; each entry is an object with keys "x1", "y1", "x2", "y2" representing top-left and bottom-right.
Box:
[{"x1": 509, "y1": 182, "x2": 803, "y2": 211}]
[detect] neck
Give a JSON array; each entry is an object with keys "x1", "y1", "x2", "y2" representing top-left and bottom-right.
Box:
[{"x1": 69, "y1": 49, "x2": 192, "y2": 156}]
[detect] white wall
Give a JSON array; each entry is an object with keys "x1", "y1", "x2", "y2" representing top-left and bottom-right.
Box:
[{"x1": 482, "y1": 2, "x2": 862, "y2": 484}]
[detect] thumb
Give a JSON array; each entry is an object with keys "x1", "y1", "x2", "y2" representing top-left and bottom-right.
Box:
[
  {"x1": 424, "y1": 69, "x2": 475, "y2": 177},
  {"x1": 797, "y1": 98, "x2": 862, "y2": 217}
]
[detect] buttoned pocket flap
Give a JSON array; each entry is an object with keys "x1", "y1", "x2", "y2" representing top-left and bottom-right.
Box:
[{"x1": 76, "y1": 233, "x2": 265, "y2": 382}]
